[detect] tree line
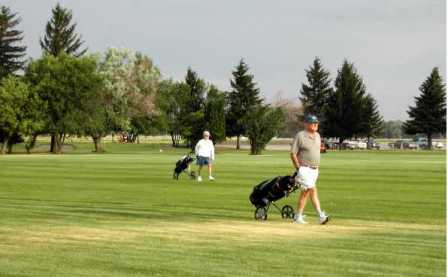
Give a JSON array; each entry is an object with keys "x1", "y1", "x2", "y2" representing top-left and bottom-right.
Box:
[
  {"x1": 0, "y1": 4, "x2": 283, "y2": 155},
  {"x1": 0, "y1": 4, "x2": 445, "y2": 154},
  {"x1": 299, "y1": 58, "x2": 446, "y2": 149}
]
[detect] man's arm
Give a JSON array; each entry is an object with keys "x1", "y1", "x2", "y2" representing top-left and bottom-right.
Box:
[
  {"x1": 290, "y1": 132, "x2": 301, "y2": 170},
  {"x1": 210, "y1": 141, "x2": 215, "y2": 160},
  {"x1": 290, "y1": 152, "x2": 300, "y2": 170},
  {"x1": 195, "y1": 140, "x2": 200, "y2": 156}
]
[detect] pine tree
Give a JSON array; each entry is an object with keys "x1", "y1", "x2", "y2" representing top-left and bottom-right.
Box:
[
  {"x1": 182, "y1": 68, "x2": 207, "y2": 148},
  {"x1": 0, "y1": 6, "x2": 26, "y2": 80},
  {"x1": 40, "y1": 3, "x2": 86, "y2": 57},
  {"x1": 360, "y1": 94, "x2": 383, "y2": 147},
  {"x1": 299, "y1": 57, "x2": 332, "y2": 128},
  {"x1": 403, "y1": 67, "x2": 446, "y2": 149},
  {"x1": 226, "y1": 59, "x2": 262, "y2": 149},
  {"x1": 324, "y1": 60, "x2": 366, "y2": 146},
  {"x1": 185, "y1": 68, "x2": 206, "y2": 113},
  {"x1": 40, "y1": 3, "x2": 87, "y2": 152}
]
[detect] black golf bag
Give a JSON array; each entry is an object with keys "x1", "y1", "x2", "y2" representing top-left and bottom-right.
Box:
[
  {"x1": 173, "y1": 153, "x2": 195, "y2": 180},
  {"x1": 249, "y1": 173, "x2": 298, "y2": 220}
]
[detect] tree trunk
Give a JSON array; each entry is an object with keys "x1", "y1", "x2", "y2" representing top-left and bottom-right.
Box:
[
  {"x1": 249, "y1": 138, "x2": 256, "y2": 155},
  {"x1": 53, "y1": 133, "x2": 64, "y2": 154},
  {"x1": 427, "y1": 133, "x2": 433, "y2": 150},
  {"x1": 50, "y1": 134, "x2": 56, "y2": 153},
  {"x1": 236, "y1": 136, "x2": 241, "y2": 150},
  {"x1": 7, "y1": 142, "x2": 13, "y2": 154},
  {"x1": 170, "y1": 132, "x2": 176, "y2": 147},
  {"x1": 1, "y1": 138, "x2": 9, "y2": 154},
  {"x1": 26, "y1": 134, "x2": 38, "y2": 154},
  {"x1": 92, "y1": 135, "x2": 104, "y2": 152},
  {"x1": 338, "y1": 137, "x2": 344, "y2": 150},
  {"x1": 367, "y1": 136, "x2": 371, "y2": 150}
]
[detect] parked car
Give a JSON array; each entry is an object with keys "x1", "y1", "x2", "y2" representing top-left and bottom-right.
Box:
[
  {"x1": 356, "y1": 141, "x2": 367, "y2": 149},
  {"x1": 404, "y1": 142, "x2": 418, "y2": 149},
  {"x1": 367, "y1": 140, "x2": 380, "y2": 150},
  {"x1": 393, "y1": 140, "x2": 405, "y2": 149},
  {"x1": 433, "y1": 142, "x2": 444, "y2": 149},
  {"x1": 414, "y1": 137, "x2": 427, "y2": 148},
  {"x1": 344, "y1": 141, "x2": 358, "y2": 150}
]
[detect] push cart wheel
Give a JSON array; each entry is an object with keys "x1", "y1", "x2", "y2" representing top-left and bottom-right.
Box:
[
  {"x1": 254, "y1": 207, "x2": 267, "y2": 220},
  {"x1": 281, "y1": 205, "x2": 294, "y2": 219}
]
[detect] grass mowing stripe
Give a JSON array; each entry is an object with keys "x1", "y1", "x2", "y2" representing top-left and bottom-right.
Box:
[{"x1": 0, "y1": 145, "x2": 445, "y2": 276}]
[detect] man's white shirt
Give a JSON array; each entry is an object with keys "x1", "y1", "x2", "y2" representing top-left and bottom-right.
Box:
[{"x1": 195, "y1": 139, "x2": 215, "y2": 160}]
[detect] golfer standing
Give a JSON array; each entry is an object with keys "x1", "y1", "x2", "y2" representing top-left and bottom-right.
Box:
[
  {"x1": 290, "y1": 115, "x2": 329, "y2": 224},
  {"x1": 195, "y1": 131, "x2": 215, "y2": 182}
]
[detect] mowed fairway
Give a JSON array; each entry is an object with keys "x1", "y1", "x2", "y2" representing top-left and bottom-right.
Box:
[{"x1": 0, "y1": 144, "x2": 445, "y2": 277}]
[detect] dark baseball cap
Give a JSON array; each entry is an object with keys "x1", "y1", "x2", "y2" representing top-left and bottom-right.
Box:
[{"x1": 304, "y1": 114, "x2": 319, "y2": 123}]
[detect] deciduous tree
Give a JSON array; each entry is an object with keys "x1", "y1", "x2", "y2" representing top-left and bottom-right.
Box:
[
  {"x1": 26, "y1": 54, "x2": 103, "y2": 154},
  {"x1": 204, "y1": 85, "x2": 226, "y2": 144},
  {"x1": 246, "y1": 105, "x2": 284, "y2": 155},
  {"x1": 0, "y1": 76, "x2": 43, "y2": 154}
]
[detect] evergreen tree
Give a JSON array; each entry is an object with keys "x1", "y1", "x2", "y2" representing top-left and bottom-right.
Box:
[
  {"x1": 226, "y1": 59, "x2": 262, "y2": 149},
  {"x1": 299, "y1": 57, "x2": 332, "y2": 129},
  {"x1": 40, "y1": 3, "x2": 87, "y2": 57},
  {"x1": 0, "y1": 6, "x2": 26, "y2": 80},
  {"x1": 403, "y1": 67, "x2": 446, "y2": 149},
  {"x1": 40, "y1": 3, "x2": 87, "y2": 152},
  {"x1": 182, "y1": 68, "x2": 207, "y2": 148},
  {"x1": 360, "y1": 94, "x2": 383, "y2": 147},
  {"x1": 324, "y1": 60, "x2": 366, "y2": 146}
]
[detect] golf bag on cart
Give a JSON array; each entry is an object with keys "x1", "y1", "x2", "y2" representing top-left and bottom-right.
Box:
[
  {"x1": 249, "y1": 172, "x2": 299, "y2": 220},
  {"x1": 173, "y1": 153, "x2": 196, "y2": 180}
]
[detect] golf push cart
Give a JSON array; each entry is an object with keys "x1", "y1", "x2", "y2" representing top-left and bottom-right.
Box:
[{"x1": 249, "y1": 172, "x2": 299, "y2": 220}]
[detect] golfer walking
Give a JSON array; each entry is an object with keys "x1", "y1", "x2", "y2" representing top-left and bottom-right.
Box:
[
  {"x1": 195, "y1": 131, "x2": 215, "y2": 182},
  {"x1": 290, "y1": 115, "x2": 329, "y2": 224}
]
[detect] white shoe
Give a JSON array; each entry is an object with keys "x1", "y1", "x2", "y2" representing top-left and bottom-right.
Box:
[
  {"x1": 293, "y1": 214, "x2": 308, "y2": 224},
  {"x1": 319, "y1": 212, "x2": 330, "y2": 225},
  {"x1": 197, "y1": 176, "x2": 202, "y2": 182},
  {"x1": 209, "y1": 176, "x2": 215, "y2": 181}
]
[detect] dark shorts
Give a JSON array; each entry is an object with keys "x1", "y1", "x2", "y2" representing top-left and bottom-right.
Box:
[{"x1": 196, "y1": 156, "x2": 211, "y2": 166}]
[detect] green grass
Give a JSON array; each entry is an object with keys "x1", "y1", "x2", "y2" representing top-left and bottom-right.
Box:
[{"x1": 0, "y1": 143, "x2": 445, "y2": 277}]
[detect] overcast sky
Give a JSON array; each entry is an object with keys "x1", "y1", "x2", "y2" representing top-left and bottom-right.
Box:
[{"x1": 6, "y1": 0, "x2": 446, "y2": 120}]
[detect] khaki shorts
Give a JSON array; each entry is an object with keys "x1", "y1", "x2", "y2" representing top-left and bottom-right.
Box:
[{"x1": 295, "y1": 166, "x2": 319, "y2": 190}]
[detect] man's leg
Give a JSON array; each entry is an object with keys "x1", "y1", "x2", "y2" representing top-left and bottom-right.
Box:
[
  {"x1": 294, "y1": 190, "x2": 309, "y2": 223},
  {"x1": 197, "y1": 165, "x2": 203, "y2": 181},
  {"x1": 308, "y1": 188, "x2": 323, "y2": 215},
  {"x1": 309, "y1": 187, "x2": 329, "y2": 224},
  {"x1": 208, "y1": 163, "x2": 215, "y2": 180}
]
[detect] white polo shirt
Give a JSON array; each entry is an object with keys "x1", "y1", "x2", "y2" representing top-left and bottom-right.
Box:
[{"x1": 195, "y1": 139, "x2": 215, "y2": 160}]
